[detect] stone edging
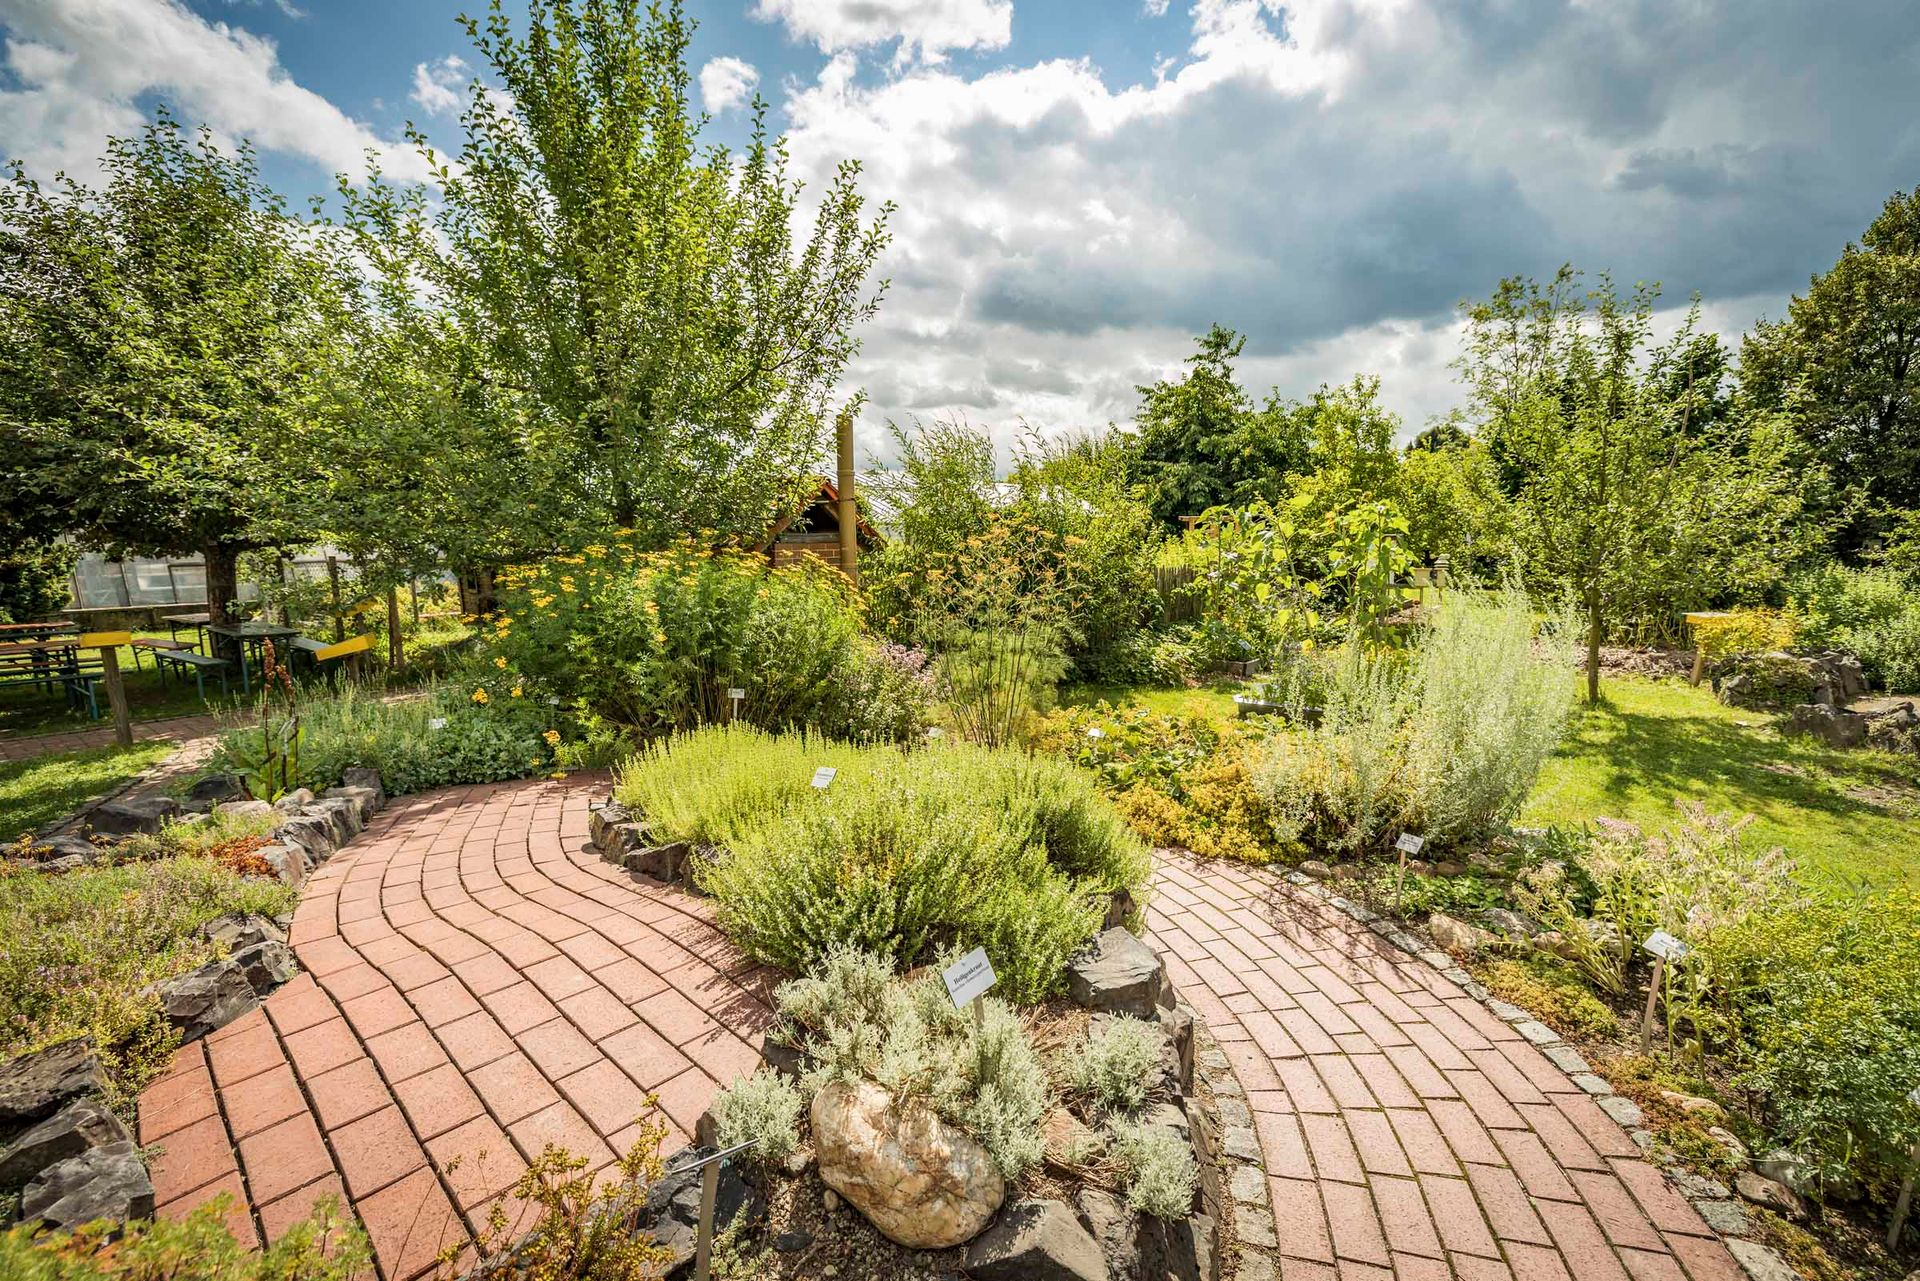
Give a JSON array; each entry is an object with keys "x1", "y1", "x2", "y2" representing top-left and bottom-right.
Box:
[{"x1": 1279, "y1": 870, "x2": 1795, "y2": 1281}]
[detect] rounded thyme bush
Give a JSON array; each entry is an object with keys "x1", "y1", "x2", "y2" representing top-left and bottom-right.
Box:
[{"x1": 616, "y1": 726, "x2": 1150, "y2": 1004}]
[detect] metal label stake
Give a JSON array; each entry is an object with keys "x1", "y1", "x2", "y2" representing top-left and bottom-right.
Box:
[
  {"x1": 675, "y1": 1138, "x2": 761, "y2": 1281},
  {"x1": 1888, "y1": 1087, "x2": 1920, "y2": 1249}
]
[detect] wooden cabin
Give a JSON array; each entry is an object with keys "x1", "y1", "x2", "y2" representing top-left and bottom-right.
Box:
[{"x1": 760, "y1": 478, "x2": 886, "y2": 572}]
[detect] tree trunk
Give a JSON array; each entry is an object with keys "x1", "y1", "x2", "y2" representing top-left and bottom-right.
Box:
[
  {"x1": 387, "y1": 586, "x2": 404, "y2": 673},
  {"x1": 203, "y1": 542, "x2": 242, "y2": 663},
  {"x1": 1585, "y1": 584, "x2": 1604, "y2": 704}
]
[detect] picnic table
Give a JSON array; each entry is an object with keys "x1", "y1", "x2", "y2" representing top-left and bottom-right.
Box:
[
  {"x1": 205, "y1": 621, "x2": 302, "y2": 694},
  {"x1": 0, "y1": 620, "x2": 77, "y2": 640},
  {"x1": 161, "y1": 612, "x2": 212, "y2": 648},
  {"x1": 0, "y1": 632, "x2": 123, "y2": 726}
]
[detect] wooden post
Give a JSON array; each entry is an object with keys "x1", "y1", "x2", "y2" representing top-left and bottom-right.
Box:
[
  {"x1": 386, "y1": 586, "x2": 404, "y2": 672},
  {"x1": 326, "y1": 557, "x2": 345, "y2": 642},
  {"x1": 410, "y1": 577, "x2": 421, "y2": 626},
  {"x1": 1639, "y1": 956, "x2": 1667, "y2": 1053},
  {"x1": 692, "y1": 1160, "x2": 721, "y2": 1281},
  {"x1": 100, "y1": 644, "x2": 132, "y2": 748},
  {"x1": 836, "y1": 408, "x2": 859, "y2": 587},
  {"x1": 1891, "y1": 1137, "x2": 1920, "y2": 1248}
]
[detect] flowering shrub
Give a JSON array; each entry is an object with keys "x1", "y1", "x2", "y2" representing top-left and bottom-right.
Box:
[{"x1": 489, "y1": 541, "x2": 922, "y2": 743}]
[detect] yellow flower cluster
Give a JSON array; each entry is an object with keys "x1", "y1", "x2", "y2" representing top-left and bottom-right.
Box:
[{"x1": 471, "y1": 688, "x2": 489, "y2": 705}]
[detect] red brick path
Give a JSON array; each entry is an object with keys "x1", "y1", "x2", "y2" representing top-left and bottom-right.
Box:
[
  {"x1": 0, "y1": 711, "x2": 222, "y2": 763},
  {"x1": 1148, "y1": 853, "x2": 1746, "y2": 1281},
  {"x1": 137, "y1": 776, "x2": 774, "y2": 1280}
]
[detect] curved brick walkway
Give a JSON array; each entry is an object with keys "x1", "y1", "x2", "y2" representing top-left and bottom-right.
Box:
[
  {"x1": 1147, "y1": 852, "x2": 1746, "y2": 1281},
  {"x1": 135, "y1": 778, "x2": 1749, "y2": 1281},
  {"x1": 136, "y1": 776, "x2": 772, "y2": 1280}
]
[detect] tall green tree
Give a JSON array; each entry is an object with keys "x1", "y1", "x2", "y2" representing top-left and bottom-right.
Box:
[
  {"x1": 1460, "y1": 269, "x2": 1813, "y2": 701},
  {"x1": 1128, "y1": 325, "x2": 1310, "y2": 529},
  {"x1": 1741, "y1": 187, "x2": 1920, "y2": 546},
  {"x1": 348, "y1": 0, "x2": 892, "y2": 549},
  {"x1": 0, "y1": 113, "x2": 352, "y2": 647}
]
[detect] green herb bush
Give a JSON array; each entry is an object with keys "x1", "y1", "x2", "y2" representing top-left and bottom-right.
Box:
[
  {"x1": 490, "y1": 542, "x2": 923, "y2": 742},
  {"x1": 1105, "y1": 1117, "x2": 1197, "y2": 1219},
  {"x1": 618, "y1": 727, "x2": 1149, "y2": 1004},
  {"x1": 1067, "y1": 1018, "x2": 1164, "y2": 1114},
  {"x1": 0, "y1": 1194, "x2": 367, "y2": 1280},
  {"x1": 0, "y1": 857, "x2": 295, "y2": 1111},
  {"x1": 707, "y1": 1070, "x2": 804, "y2": 1170},
  {"x1": 1252, "y1": 587, "x2": 1577, "y2": 855},
  {"x1": 775, "y1": 947, "x2": 1049, "y2": 1178},
  {"x1": 1788, "y1": 563, "x2": 1920, "y2": 689},
  {"x1": 211, "y1": 677, "x2": 555, "y2": 797}
]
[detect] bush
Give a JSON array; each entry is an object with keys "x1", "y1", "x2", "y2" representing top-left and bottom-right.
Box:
[
  {"x1": 774, "y1": 947, "x2": 1049, "y2": 1179},
  {"x1": 212, "y1": 677, "x2": 557, "y2": 797},
  {"x1": 1710, "y1": 653, "x2": 1817, "y2": 709},
  {"x1": 0, "y1": 1194, "x2": 367, "y2": 1280},
  {"x1": 707, "y1": 1070, "x2": 803, "y2": 1170},
  {"x1": 492, "y1": 541, "x2": 917, "y2": 740},
  {"x1": 1788, "y1": 563, "x2": 1920, "y2": 688},
  {"x1": 1105, "y1": 1118, "x2": 1197, "y2": 1219},
  {"x1": 1692, "y1": 607, "x2": 1798, "y2": 662},
  {"x1": 619, "y1": 728, "x2": 1148, "y2": 1005},
  {"x1": 0, "y1": 857, "x2": 296, "y2": 1112},
  {"x1": 1066, "y1": 1018, "x2": 1163, "y2": 1114},
  {"x1": 1034, "y1": 707, "x2": 1279, "y2": 863},
  {"x1": 1707, "y1": 891, "x2": 1920, "y2": 1197},
  {"x1": 1251, "y1": 587, "x2": 1577, "y2": 855}
]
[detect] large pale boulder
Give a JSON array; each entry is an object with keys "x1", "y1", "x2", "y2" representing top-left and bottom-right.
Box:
[{"x1": 811, "y1": 1079, "x2": 1004, "y2": 1249}]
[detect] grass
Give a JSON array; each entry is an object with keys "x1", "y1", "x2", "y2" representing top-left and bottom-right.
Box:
[
  {"x1": 1520, "y1": 674, "x2": 1920, "y2": 890},
  {"x1": 0, "y1": 741, "x2": 177, "y2": 841},
  {"x1": 1060, "y1": 677, "x2": 1251, "y2": 725},
  {"x1": 0, "y1": 849, "x2": 295, "y2": 1112}
]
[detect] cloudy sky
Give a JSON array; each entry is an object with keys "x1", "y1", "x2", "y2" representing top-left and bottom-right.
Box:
[{"x1": 3, "y1": 0, "x2": 1917, "y2": 459}]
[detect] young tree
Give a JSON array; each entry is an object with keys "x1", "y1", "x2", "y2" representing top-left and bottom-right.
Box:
[
  {"x1": 1127, "y1": 325, "x2": 1310, "y2": 529},
  {"x1": 1740, "y1": 187, "x2": 1920, "y2": 544},
  {"x1": 1459, "y1": 269, "x2": 1809, "y2": 701},
  {"x1": 350, "y1": 0, "x2": 891, "y2": 550},
  {"x1": 0, "y1": 113, "x2": 352, "y2": 649}
]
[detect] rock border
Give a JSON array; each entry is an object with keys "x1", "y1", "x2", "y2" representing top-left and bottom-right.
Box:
[{"x1": 1278, "y1": 869, "x2": 1796, "y2": 1281}]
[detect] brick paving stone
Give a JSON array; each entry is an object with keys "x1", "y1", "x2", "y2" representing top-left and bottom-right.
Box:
[
  {"x1": 222, "y1": 1062, "x2": 308, "y2": 1140},
  {"x1": 1145, "y1": 851, "x2": 1757, "y2": 1281},
  {"x1": 237, "y1": 1112, "x2": 334, "y2": 1205},
  {"x1": 356, "y1": 1165, "x2": 468, "y2": 1281},
  {"x1": 147, "y1": 1113, "x2": 236, "y2": 1205},
  {"x1": 156, "y1": 1167, "x2": 257, "y2": 1249}
]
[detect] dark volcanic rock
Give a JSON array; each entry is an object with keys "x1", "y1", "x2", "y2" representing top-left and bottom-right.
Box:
[
  {"x1": 1068, "y1": 927, "x2": 1167, "y2": 1019},
  {"x1": 645, "y1": 1147, "x2": 764, "y2": 1275},
  {"x1": 88, "y1": 796, "x2": 178, "y2": 837},
  {"x1": 231, "y1": 941, "x2": 299, "y2": 994},
  {"x1": 188, "y1": 774, "x2": 245, "y2": 804},
  {"x1": 151, "y1": 959, "x2": 257, "y2": 1042},
  {"x1": 0, "y1": 1098, "x2": 129, "y2": 1190},
  {"x1": 963, "y1": 1198, "x2": 1105, "y2": 1281},
  {"x1": 0, "y1": 1039, "x2": 107, "y2": 1128},
  {"x1": 20, "y1": 1140, "x2": 154, "y2": 1229}
]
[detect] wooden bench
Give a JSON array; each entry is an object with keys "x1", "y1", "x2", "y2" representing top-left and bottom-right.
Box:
[
  {"x1": 154, "y1": 649, "x2": 233, "y2": 700},
  {"x1": 130, "y1": 636, "x2": 193, "y2": 673},
  {"x1": 303, "y1": 633, "x2": 374, "y2": 683}
]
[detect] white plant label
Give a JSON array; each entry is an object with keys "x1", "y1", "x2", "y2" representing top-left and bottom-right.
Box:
[
  {"x1": 942, "y1": 948, "x2": 997, "y2": 1008},
  {"x1": 428, "y1": 716, "x2": 447, "y2": 730},
  {"x1": 1642, "y1": 930, "x2": 1690, "y2": 962},
  {"x1": 727, "y1": 688, "x2": 746, "y2": 701},
  {"x1": 810, "y1": 766, "x2": 837, "y2": 790},
  {"x1": 1907, "y1": 1085, "x2": 1920, "y2": 1108},
  {"x1": 1395, "y1": 832, "x2": 1425, "y2": 855},
  {"x1": 1087, "y1": 727, "x2": 1106, "y2": 740}
]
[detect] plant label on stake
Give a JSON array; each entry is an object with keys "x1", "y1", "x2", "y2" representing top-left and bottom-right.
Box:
[
  {"x1": 810, "y1": 766, "x2": 837, "y2": 790},
  {"x1": 1639, "y1": 931, "x2": 1690, "y2": 1052},
  {"x1": 1394, "y1": 832, "x2": 1424, "y2": 907},
  {"x1": 727, "y1": 688, "x2": 745, "y2": 723},
  {"x1": 943, "y1": 947, "x2": 997, "y2": 1029},
  {"x1": 1889, "y1": 1087, "x2": 1920, "y2": 1248}
]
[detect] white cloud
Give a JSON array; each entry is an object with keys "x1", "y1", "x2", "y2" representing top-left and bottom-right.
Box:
[
  {"x1": 0, "y1": 0, "x2": 435, "y2": 183},
  {"x1": 699, "y1": 56, "x2": 759, "y2": 115},
  {"x1": 1143, "y1": 0, "x2": 1171, "y2": 13},
  {"x1": 776, "y1": 0, "x2": 1916, "y2": 459},
  {"x1": 410, "y1": 54, "x2": 466, "y2": 118},
  {"x1": 753, "y1": 0, "x2": 1012, "y2": 63}
]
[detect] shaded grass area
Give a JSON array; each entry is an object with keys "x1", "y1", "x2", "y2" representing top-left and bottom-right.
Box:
[
  {"x1": 1521, "y1": 675, "x2": 1920, "y2": 889},
  {"x1": 0, "y1": 741, "x2": 177, "y2": 841}
]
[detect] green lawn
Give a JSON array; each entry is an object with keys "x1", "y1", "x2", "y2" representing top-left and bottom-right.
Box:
[
  {"x1": 1521, "y1": 675, "x2": 1920, "y2": 890},
  {"x1": 0, "y1": 741, "x2": 178, "y2": 842},
  {"x1": 1060, "y1": 678, "x2": 1251, "y2": 725}
]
